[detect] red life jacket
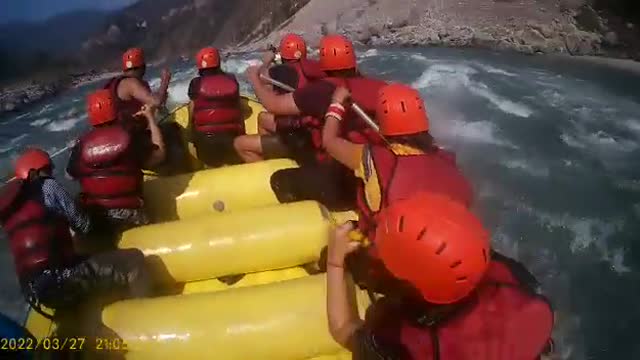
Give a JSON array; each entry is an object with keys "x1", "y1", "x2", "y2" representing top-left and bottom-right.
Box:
[
  {"x1": 0, "y1": 179, "x2": 75, "y2": 281},
  {"x1": 192, "y1": 73, "x2": 244, "y2": 135},
  {"x1": 323, "y1": 76, "x2": 388, "y2": 145},
  {"x1": 105, "y1": 75, "x2": 151, "y2": 123},
  {"x1": 287, "y1": 59, "x2": 325, "y2": 90},
  {"x1": 357, "y1": 145, "x2": 473, "y2": 240},
  {"x1": 74, "y1": 126, "x2": 144, "y2": 209},
  {"x1": 366, "y1": 256, "x2": 554, "y2": 360}
]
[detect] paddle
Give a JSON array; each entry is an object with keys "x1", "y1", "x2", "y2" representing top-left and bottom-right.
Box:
[
  {"x1": 158, "y1": 102, "x2": 189, "y2": 125},
  {"x1": 258, "y1": 74, "x2": 386, "y2": 139}
]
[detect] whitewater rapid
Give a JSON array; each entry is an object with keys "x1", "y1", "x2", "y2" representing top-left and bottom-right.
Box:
[{"x1": 1, "y1": 47, "x2": 639, "y2": 360}]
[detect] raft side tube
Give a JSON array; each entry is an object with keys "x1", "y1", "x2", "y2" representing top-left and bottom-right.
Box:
[
  {"x1": 143, "y1": 158, "x2": 298, "y2": 222},
  {"x1": 120, "y1": 201, "x2": 331, "y2": 282},
  {"x1": 102, "y1": 274, "x2": 370, "y2": 360}
]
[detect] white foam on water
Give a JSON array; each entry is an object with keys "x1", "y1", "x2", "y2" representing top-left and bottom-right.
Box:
[
  {"x1": 623, "y1": 118, "x2": 640, "y2": 137},
  {"x1": 29, "y1": 117, "x2": 51, "y2": 127},
  {"x1": 410, "y1": 54, "x2": 428, "y2": 62},
  {"x1": 222, "y1": 58, "x2": 261, "y2": 75},
  {"x1": 477, "y1": 64, "x2": 517, "y2": 77},
  {"x1": 503, "y1": 158, "x2": 550, "y2": 178},
  {"x1": 468, "y1": 82, "x2": 533, "y2": 118},
  {"x1": 412, "y1": 64, "x2": 532, "y2": 118},
  {"x1": 167, "y1": 80, "x2": 191, "y2": 105},
  {"x1": 539, "y1": 212, "x2": 628, "y2": 274},
  {"x1": 540, "y1": 89, "x2": 566, "y2": 108},
  {"x1": 360, "y1": 49, "x2": 379, "y2": 58},
  {"x1": 0, "y1": 134, "x2": 28, "y2": 154},
  {"x1": 438, "y1": 119, "x2": 519, "y2": 149},
  {"x1": 36, "y1": 103, "x2": 54, "y2": 116},
  {"x1": 412, "y1": 63, "x2": 476, "y2": 89},
  {"x1": 563, "y1": 125, "x2": 638, "y2": 153},
  {"x1": 45, "y1": 114, "x2": 87, "y2": 132},
  {"x1": 506, "y1": 199, "x2": 630, "y2": 275}
]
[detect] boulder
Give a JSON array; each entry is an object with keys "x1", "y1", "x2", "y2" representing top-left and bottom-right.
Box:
[{"x1": 472, "y1": 31, "x2": 497, "y2": 48}]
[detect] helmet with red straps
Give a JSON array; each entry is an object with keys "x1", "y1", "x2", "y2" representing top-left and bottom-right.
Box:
[
  {"x1": 15, "y1": 148, "x2": 52, "y2": 179},
  {"x1": 377, "y1": 83, "x2": 429, "y2": 136},
  {"x1": 122, "y1": 47, "x2": 145, "y2": 70},
  {"x1": 319, "y1": 35, "x2": 356, "y2": 71},
  {"x1": 87, "y1": 89, "x2": 117, "y2": 126},
  {"x1": 279, "y1": 34, "x2": 307, "y2": 60},
  {"x1": 196, "y1": 47, "x2": 221, "y2": 69},
  {"x1": 375, "y1": 192, "x2": 491, "y2": 304}
]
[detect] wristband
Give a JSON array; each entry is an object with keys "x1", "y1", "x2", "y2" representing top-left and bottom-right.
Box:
[{"x1": 325, "y1": 103, "x2": 346, "y2": 121}]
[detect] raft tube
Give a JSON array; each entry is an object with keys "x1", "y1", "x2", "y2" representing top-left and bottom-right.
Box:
[
  {"x1": 102, "y1": 274, "x2": 370, "y2": 360},
  {"x1": 120, "y1": 201, "x2": 332, "y2": 283},
  {"x1": 143, "y1": 159, "x2": 298, "y2": 222}
]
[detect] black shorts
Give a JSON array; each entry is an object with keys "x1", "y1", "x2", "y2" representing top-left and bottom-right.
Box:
[
  {"x1": 193, "y1": 131, "x2": 243, "y2": 168},
  {"x1": 263, "y1": 125, "x2": 317, "y2": 166},
  {"x1": 270, "y1": 161, "x2": 358, "y2": 211},
  {"x1": 22, "y1": 249, "x2": 151, "y2": 311}
]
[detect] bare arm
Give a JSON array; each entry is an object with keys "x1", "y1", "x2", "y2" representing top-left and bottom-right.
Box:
[
  {"x1": 127, "y1": 79, "x2": 164, "y2": 108},
  {"x1": 156, "y1": 69, "x2": 171, "y2": 106},
  {"x1": 322, "y1": 87, "x2": 363, "y2": 171},
  {"x1": 327, "y1": 223, "x2": 364, "y2": 350},
  {"x1": 135, "y1": 106, "x2": 166, "y2": 167},
  {"x1": 322, "y1": 115, "x2": 363, "y2": 171},
  {"x1": 247, "y1": 66, "x2": 301, "y2": 115}
]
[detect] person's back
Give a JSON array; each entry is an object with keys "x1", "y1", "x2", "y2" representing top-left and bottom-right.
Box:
[
  {"x1": 188, "y1": 47, "x2": 244, "y2": 168},
  {"x1": 67, "y1": 90, "x2": 166, "y2": 239},
  {"x1": 0, "y1": 148, "x2": 152, "y2": 315},
  {"x1": 105, "y1": 47, "x2": 171, "y2": 126}
]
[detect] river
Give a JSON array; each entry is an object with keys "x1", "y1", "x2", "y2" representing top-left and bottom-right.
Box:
[{"x1": 1, "y1": 47, "x2": 639, "y2": 359}]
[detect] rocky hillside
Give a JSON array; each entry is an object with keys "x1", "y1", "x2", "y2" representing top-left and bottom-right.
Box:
[
  {"x1": 79, "y1": 0, "x2": 310, "y2": 68},
  {"x1": 241, "y1": 0, "x2": 640, "y2": 60}
]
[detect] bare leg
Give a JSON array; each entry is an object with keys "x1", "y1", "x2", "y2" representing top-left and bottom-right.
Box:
[
  {"x1": 234, "y1": 134, "x2": 265, "y2": 163},
  {"x1": 257, "y1": 112, "x2": 277, "y2": 135}
]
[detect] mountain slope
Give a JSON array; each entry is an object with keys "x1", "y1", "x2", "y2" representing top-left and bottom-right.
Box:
[{"x1": 79, "y1": 0, "x2": 310, "y2": 68}]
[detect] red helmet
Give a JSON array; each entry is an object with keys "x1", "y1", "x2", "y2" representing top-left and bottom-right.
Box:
[
  {"x1": 279, "y1": 34, "x2": 307, "y2": 60},
  {"x1": 377, "y1": 83, "x2": 429, "y2": 136},
  {"x1": 87, "y1": 89, "x2": 117, "y2": 126},
  {"x1": 196, "y1": 47, "x2": 220, "y2": 69},
  {"x1": 319, "y1": 35, "x2": 356, "y2": 71},
  {"x1": 15, "y1": 148, "x2": 52, "y2": 179},
  {"x1": 122, "y1": 47, "x2": 145, "y2": 70},
  {"x1": 375, "y1": 192, "x2": 491, "y2": 304}
]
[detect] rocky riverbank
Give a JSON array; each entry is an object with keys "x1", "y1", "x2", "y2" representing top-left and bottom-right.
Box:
[
  {"x1": 239, "y1": 0, "x2": 639, "y2": 60},
  {"x1": 0, "y1": 71, "x2": 107, "y2": 116}
]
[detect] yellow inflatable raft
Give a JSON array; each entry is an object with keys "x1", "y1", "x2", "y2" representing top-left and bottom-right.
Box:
[{"x1": 24, "y1": 97, "x2": 364, "y2": 359}]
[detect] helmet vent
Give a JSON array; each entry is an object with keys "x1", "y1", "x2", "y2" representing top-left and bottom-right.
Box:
[
  {"x1": 397, "y1": 215, "x2": 405, "y2": 232},
  {"x1": 416, "y1": 227, "x2": 427, "y2": 241},
  {"x1": 333, "y1": 48, "x2": 337, "y2": 56},
  {"x1": 400, "y1": 101, "x2": 407, "y2": 112},
  {"x1": 435, "y1": 242, "x2": 447, "y2": 255},
  {"x1": 456, "y1": 276, "x2": 468, "y2": 283},
  {"x1": 450, "y1": 260, "x2": 462, "y2": 269},
  {"x1": 482, "y1": 249, "x2": 488, "y2": 263}
]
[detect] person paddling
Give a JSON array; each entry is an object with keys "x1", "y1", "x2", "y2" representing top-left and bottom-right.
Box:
[
  {"x1": 240, "y1": 34, "x2": 388, "y2": 210},
  {"x1": 323, "y1": 83, "x2": 473, "y2": 241},
  {"x1": 187, "y1": 47, "x2": 244, "y2": 168},
  {"x1": 327, "y1": 192, "x2": 554, "y2": 359},
  {"x1": 104, "y1": 47, "x2": 172, "y2": 126},
  {"x1": 0, "y1": 149, "x2": 152, "y2": 315},
  {"x1": 234, "y1": 33, "x2": 326, "y2": 163},
  {"x1": 66, "y1": 89, "x2": 166, "y2": 246}
]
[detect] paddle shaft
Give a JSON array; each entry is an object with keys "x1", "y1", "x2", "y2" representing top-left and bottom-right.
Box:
[{"x1": 259, "y1": 74, "x2": 382, "y2": 134}]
